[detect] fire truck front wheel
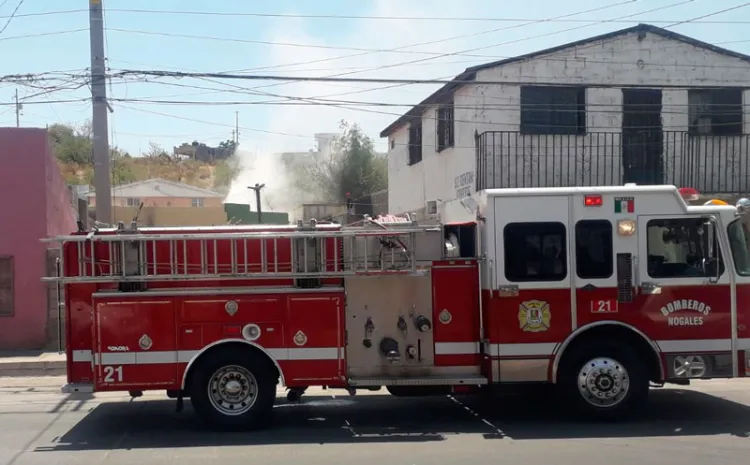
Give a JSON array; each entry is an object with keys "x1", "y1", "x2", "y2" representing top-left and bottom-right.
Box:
[
  {"x1": 558, "y1": 342, "x2": 648, "y2": 421},
  {"x1": 189, "y1": 351, "x2": 277, "y2": 431}
]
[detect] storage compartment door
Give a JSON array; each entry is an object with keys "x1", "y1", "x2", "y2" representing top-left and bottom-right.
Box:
[{"x1": 93, "y1": 297, "x2": 178, "y2": 390}]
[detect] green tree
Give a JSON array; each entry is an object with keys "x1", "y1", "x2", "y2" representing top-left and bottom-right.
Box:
[
  {"x1": 218, "y1": 139, "x2": 238, "y2": 156},
  {"x1": 298, "y1": 121, "x2": 387, "y2": 202},
  {"x1": 48, "y1": 122, "x2": 93, "y2": 164}
]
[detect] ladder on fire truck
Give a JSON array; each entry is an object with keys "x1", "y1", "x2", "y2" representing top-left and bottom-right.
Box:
[{"x1": 41, "y1": 214, "x2": 440, "y2": 285}]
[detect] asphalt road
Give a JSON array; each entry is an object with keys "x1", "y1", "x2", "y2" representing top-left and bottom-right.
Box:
[{"x1": 0, "y1": 377, "x2": 749, "y2": 465}]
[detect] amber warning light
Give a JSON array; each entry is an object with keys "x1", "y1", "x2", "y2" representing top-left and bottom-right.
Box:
[{"x1": 584, "y1": 195, "x2": 603, "y2": 207}]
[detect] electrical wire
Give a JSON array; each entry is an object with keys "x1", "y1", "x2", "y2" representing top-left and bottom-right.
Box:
[
  {"x1": 107, "y1": 1, "x2": 638, "y2": 79},
  {"x1": 276, "y1": 0, "x2": 697, "y2": 104},
  {"x1": 0, "y1": 0, "x2": 25, "y2": 36},
  {"x1": 109, "y1": 70, "x2": 750, "y2": 90},
  {"x1": 9, "y1": 7, "x2": 750, "y2": 24},
  {"x1": 0, "y1": 28, "x2": 87, "y2": 41},
  {"x1": 199, "y1": 1, "x2": 697, "y2": 104},
  {"x1": 301, "y1": 1, "x2": 750, "y2": 114},
  {"x1": 109, "y1": 96, "x2": 750, "y2": 111},
  {"x1": 114, "y1": 103, "x2": 312, "y2": 139}
]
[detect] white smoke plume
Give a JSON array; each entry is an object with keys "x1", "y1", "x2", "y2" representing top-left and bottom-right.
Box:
[{"x1": 223, "y1": 149, "x2": 306, "y2": 216}]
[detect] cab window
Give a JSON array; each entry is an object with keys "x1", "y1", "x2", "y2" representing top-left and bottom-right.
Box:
[
  {"x1": 646, "y1": 218, "x2": 724, "y2": 278},
  {"x1": 504, "y1": 222, "x2": 567, "y2": 282}
]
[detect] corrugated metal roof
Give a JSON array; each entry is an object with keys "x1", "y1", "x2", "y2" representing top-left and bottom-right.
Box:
[{"x1": 89, "y1": 178, "x2": 223, "y2": 198}]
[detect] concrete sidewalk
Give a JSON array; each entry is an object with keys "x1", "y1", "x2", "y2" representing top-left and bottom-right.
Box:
[{"x1": 0, "y1": 351, "x2": 66, "y2": 377}]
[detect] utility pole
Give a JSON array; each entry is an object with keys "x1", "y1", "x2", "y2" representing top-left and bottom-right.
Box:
[
  {"x1": 90, "y1": 0, "x2": 112, "y2": 225},
  {"x1": 247, "y1": 183, "x2": 265, "y2": 224},
  {"x1": 14, "y1": 89, "x2": 20, "y2": 127},
  {"x1": 235, "y1": 111, "x2": 239, "y2": 144}
]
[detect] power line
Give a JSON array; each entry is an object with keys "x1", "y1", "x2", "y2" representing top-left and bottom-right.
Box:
[
  {"x1": 213, "y1": 0, "x2": 695, "y2": 102},
  {"x1": 85, "y1": 7, "x2": 750, "y2": 24},
  {"x1": 301, "y1": 1, "x2": 745, "y2": 106},
  {"x1": 107, "y1": 85, "x2": 749, "y2": 135},
  {"x1": 107, "y1": 1, "x2": 637, "y2": 78},
  {"x1": 298, "y1": 0, "x2": 695, "y2": 89},
  {"x1": 0, "y1": 28, "x2": 87, "y2": 42},
  {"x1": 7, "y1": 7, "x2": 750, "y2": 24},
  {"x1": 110, "y1": 69, "x2": 750, "y2": 90},
  {"x1": 114, "y1": 102, "x2": 743, "y2": 149},
  {"x1": 0, "y1": 0, "x2": 24, "y2": 36},
  {"x1": 114, "y1": 103, "x2": 312, "y2": 139},
  {"x1": 108, "y1": 96, "x2": 750, "y2": 111}
]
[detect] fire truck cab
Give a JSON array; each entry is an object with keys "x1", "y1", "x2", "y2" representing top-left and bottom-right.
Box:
[{"x1": 44, "y1": 184, "x2": 750, "y2": 430}]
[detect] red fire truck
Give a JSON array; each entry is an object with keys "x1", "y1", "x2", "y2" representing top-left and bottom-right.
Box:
[{"x1": 44, "y1": 185, "x2": 750, "y2": 430}]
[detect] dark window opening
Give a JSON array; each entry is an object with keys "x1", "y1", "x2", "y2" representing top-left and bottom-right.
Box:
[
  {"x1": 436, "y1": 102, "x2": 455, "y2": 152},
  {"x1": 520, "y1": 86, "x2": 586, "y2": 135},
  {"x1": 575, "y1": 220, "x2": 613, "y2": 279},
  {"x1": 0, "y1": 256, "x2": 13, "y2": 317},
  {"x1": 444, "y1": 223, "x2": 477, "y2": 258},
  {"x1": 688, "y1": 88, "x2": 743, "y2": 136},
  {"x1": 646, "y1": 218, "x2": 724, "y2": 279},
  {"x1": 504, "y1": 222, "x2": 567, "y2": 282},
  {"x1": 408, "y1": 121, "x2": 422, "y2": 165}
]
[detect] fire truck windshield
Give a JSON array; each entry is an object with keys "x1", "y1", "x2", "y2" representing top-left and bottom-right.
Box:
[{"x1": 727, "y1": 218, "x2": 750, "y2": 275}]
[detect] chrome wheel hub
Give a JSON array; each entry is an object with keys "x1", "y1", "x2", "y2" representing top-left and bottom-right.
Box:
[
  {"x1": 673, "y1": 355, "x2": 707, "y2": 378},
  {"x1": 577, "y1": 357, "x2": 630, "y2": 408},
  {"x1": 208, "y1": 365, "x2": 258, "y2": 416}
]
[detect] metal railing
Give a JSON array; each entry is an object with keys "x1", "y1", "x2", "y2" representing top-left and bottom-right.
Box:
[{"x1": 475, "y1": 130, "x2": 750, "y2": 194}]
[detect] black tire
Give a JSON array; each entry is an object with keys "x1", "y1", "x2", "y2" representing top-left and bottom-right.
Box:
[
  {"x1": 557, "y1": 341, "x2": 648, "y2": 421},
  {"x1": 189, "y1": 350, "x2": 277, "y2": 431}
]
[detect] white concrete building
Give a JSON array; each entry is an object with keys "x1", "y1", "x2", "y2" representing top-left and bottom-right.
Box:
[{"x1": 380, "y1": 24, "x2": 750, "y2": 218}]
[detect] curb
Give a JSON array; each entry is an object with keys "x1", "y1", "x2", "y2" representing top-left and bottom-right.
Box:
[{"x1": 0, "y1": 360, "x2": 67, "y2": 378}]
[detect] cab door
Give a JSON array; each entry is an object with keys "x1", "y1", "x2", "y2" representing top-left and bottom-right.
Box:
[
  {"x1": 635, "y1": 214, "x2": 733, "y2": 379},
  {"x1": 491, "y1": 195, "x2": 573, "y2": 361}
]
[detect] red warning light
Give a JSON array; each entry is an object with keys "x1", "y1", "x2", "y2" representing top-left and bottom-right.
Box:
[
  {"x1": 584, "y1": 195, "x2": 603, "y2": 207},
  {"x1": 678, "y1": 187, "x2": 700, "y2": 202}
]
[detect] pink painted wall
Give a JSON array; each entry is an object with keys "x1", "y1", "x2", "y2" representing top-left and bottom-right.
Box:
[{"x1": 0, "y1": 128, "x2": 76, "y2": 350}]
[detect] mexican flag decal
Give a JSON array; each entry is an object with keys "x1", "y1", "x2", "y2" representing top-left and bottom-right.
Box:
[{"x1": 614, "y1": 196, "x2": 635, "y2": 213}]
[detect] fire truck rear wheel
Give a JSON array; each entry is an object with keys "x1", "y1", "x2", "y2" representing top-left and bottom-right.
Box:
[
  {"x1": 558, "y1": 342, "x2": 648, "y2": 421},
  {"x1": 189, "y1": 351, "x2": 277, "y2": 431}
]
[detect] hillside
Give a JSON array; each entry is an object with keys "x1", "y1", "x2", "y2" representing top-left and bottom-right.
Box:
[
  {"x1": 50, "y1": 122, "x2": 239, "y2": 193},
  {"x1": 58, "y1": 156, "x2": 238, "y2": 192}
]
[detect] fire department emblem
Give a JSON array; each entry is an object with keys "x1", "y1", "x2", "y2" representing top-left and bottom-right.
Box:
[
  {"x1": 438, "y1": 309, "x2": 452, "y2": 324},
  {"x1": 225, "y1": 300, "x2": 238, "y2": 316},
  {"x1": 518, "y1": 300, "x2": 551, "y2": 332},
  {"x1": 293, "y1": 330, "x2": 308, "y2": 346},
  {"x1": 138, "y1": 334, "x2": 153, "y2": 351}
]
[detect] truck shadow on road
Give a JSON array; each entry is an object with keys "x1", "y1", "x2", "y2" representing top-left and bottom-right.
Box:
[{"x1": 34, "y1": 387, "x2": 750, "y2": 451}]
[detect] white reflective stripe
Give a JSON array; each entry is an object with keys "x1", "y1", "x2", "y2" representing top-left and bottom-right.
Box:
[
  {"x1": 434, "y1": 342, "x2": 479, "y2": 355},
  {"x1": 271, "y1": 348, "x2": 340, "y2": 360},
  {"x1": 72, "y1": 347, "x2": 343, "y2": 365},
  {"x1": 657, "y1": 338, "x2": 750, "y2": 352},
  {"x1": 72, "y1": 350, "x2": 93, "y2": 363},
  {"x1": 656, "y1": 339, "x2": 731, "y2": 352},
  {"x1": 493, "y1": 343, "x2": 557, "y2": 357}
]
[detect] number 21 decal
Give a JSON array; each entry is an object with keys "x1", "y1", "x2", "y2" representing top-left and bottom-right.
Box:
[
  {"x1": 103, "y1": 365, "x2": 123, "y2": 383},
  {"x1": 591, "y1": 299, "x2": 618, "y2": 314}
]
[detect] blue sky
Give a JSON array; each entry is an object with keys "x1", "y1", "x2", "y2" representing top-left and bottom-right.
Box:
[{"x1": 1, "y1": 0, "x2": 749, "y2": 157}]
